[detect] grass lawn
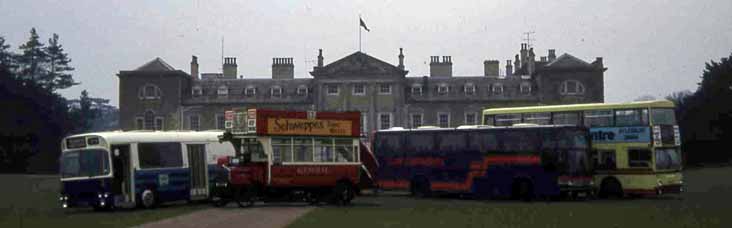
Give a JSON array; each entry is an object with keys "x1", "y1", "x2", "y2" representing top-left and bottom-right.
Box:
[
  {"x1": 0, "y1": 175, "x2": 205, "y2": 228},
  {"x1": 290, "y1": 167, "x2": 732, "y2": 228}
]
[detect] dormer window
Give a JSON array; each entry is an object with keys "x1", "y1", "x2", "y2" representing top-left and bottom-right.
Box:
[
  {"x1": 217, "y1": 85, "x2": 228, "y2": 96},
  {"x1": 464, "y1": 83, "x2": 476, "y2": 95},
  {"x1": 561, "y1": 80, "x2": 585, "y2": 95},
  {"x1": 326, "y1": 84, "x2": 339, "y2": 95},
  {"x1": 353, "y1": 84, "x2": 366, "y2": 96},
  {"x1": 138, "y1": 84, "x2": 162, "y2": 100},
  {"x1": 192, "y1": 86, "x2": 202, "y2": 97},
  {"x1": 411, "y1": 84, "x2": 423, "y2": 96},
  {"x1": 379, "y1": 83, "x2": 392, "y2": 95},
  {"x1": 520, "y1": 82, "x2": 532, "y2": 95},
  {"x1": 492, "y1": 83, "x2": 504, "y2": 95},
  {"x1": 297, "y1": 86, "x2": 308, "y2": 96},
  {"x1": 245, "y1": 87, "x2": 256, "y2": 97},
  {"x1": 438, "y1": 84, "x2": 449, "y2": 95},
  {"x1": 270, "y1": 86, "x2": 282, "y2": 98}
]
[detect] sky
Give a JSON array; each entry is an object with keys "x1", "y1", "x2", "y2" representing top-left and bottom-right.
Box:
[{"x1": 1, "y1": 0, "x2": 731, "y2": 107}]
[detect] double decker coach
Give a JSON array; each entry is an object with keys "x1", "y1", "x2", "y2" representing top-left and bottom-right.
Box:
[
  {"x1": 212, "y1": 109, "x2": 378, "y2": 207},
  {"x1": 373, "y1": 125, "x2": 594, "y2": 200}
]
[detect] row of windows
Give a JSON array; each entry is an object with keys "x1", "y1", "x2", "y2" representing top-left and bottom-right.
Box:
[
  {"x1": 487, "y1": 108, "x2": 653, "y2": 127},
  {"x1": 142, "y1": 80, "x2": 585, "y2": 101},
  {"x1": 375, "y1": 112, "x2": 480, "y2": 130},
  {"x1": 193, "y1": 86, "x2": 309, "y2": 98},
  {"x1": 271, "y1": 137, "x2": 358, "y2": 163},
  {"x1": 135, "y1": 111, "x2": 164, "y2": 130}
]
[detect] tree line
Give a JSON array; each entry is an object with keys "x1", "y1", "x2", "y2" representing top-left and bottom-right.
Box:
[
  {"x1": 1, "y1": 28, "x2": 118, "y2": 173},
  {"x1": 666, "y1": 52, "x2": 732, "y2": 165}
]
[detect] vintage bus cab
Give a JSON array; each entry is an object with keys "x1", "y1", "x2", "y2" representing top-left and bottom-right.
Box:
[
  {"x1": 212, "y1": 109, "x2": 377, "y2": 207},
  {"x1": 59, "y1": 131, "x2": 235, "y2": 210}
]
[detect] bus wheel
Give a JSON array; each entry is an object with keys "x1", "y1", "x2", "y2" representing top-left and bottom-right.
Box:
[
  {"x1": 599, "y1": 179, "x2": 623, "y2": 199},
  {"x1": 512, "y1": 180, "x2": 533, "y2": 202},
  {"x1": 140, "y1": 189, "x2": 157, "y2": 209},
  {"x1": 411, "y1": 178, "x2": 431, "y2": 198},
  {"x1": 333, "y1": 182, "x2": 354, "y2": 206},
  {"x1": 235, "y1": 186, "x2": 256, "y2": 208}
]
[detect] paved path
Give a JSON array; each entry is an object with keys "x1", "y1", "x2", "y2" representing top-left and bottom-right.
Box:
[{"x1": 136, "y1": 204, "x2": 314, "y2": 228}]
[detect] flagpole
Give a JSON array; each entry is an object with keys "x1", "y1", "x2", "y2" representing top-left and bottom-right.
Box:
[{"x1": 358, "y1": 15, "x2": 362, "y2": 52}]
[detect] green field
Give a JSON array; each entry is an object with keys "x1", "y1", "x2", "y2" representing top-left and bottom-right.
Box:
[
  {"x1": 0, "y1": 175, "x2": 205, "y2": 228},
  {"x1": 291, "y1": 167, "x2": 732, "y2": 228}
]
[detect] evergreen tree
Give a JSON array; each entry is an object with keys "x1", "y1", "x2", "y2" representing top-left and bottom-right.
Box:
[
  {"x1": 0, "y1": 36, "x2": 16, "y2": 74},
  {"x1": 45, "y1": 33, "x2": 77, "y2": 91},
  {"x1": 17, "y1": 28, "x2": 47, "y2": 84}
]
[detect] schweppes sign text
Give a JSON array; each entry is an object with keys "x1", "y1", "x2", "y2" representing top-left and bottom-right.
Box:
[{"x1": 266, "y1": 118, "x2": 352, "y2": 136}]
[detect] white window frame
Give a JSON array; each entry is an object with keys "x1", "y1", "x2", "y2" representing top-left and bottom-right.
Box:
[
  {"x1": 270, "y1": 86, "x2": 283, "y2": 98},
  {"x1": 189, "y1": 115, "x2": 200, "y2": 131},
  {"x1": 378, "y1": 83, "x2": 392, "y2": 95},
  {"x1": 154, "y1": 117, "x2": 164, "y2": 130},
  {"x1": 438, "y1": 112, "x2": 450, "y2": 128},
  {"x1": 464, "y1": 112, "x2": 478, "y2": 125},
  {"x1": 561, "y1": 80, "x2": 585, "y2": 95},
  {"x1": 411, "y1": 113, "x2": 423, "y2": 128},
  {"x1": 492, "y1": 83, "x2": 504, "y2": 95},
  {"x1": 217, "y1": 85, "x2": 228, "y2": 97},
  {"x1": 464, "y1": 83, "x2": 476, "y2": 95},
  {"x1": 192, "y1": 86, "x2": 202, "y2": 97},
  {"x1": 135, "y1": 117, "x2": 144, "y2": 130},
  {"x1": 520, "y1": 82, "x2": 532, "y2": 95},
  {"x1": 215, "y1": 114, "x2": 225, "y2": 130},
  {"x1": 353, "y1": 84, "x2": 366, "y2": 96},
  {"x1": 326, "y1": 84, "x2": 339, "y2": 96},
  {"x1": 411, "y1": 84, "x2": 423, "y2": 96},
  {"x1": 438, "y1": 84, "x2": 449, "y2": 95},
  {"x1": 245, "y1": 87, "x2": 256, "y2": 96},
  {"x1": 139, "y1": 84, "x2": 161, "y2": 100},
  {"x1": 297, "y1": 86, "x2": 308, "y2": 96},
  {"x1": 378, "y1": 113, "x2": 393, "y2": 130}
]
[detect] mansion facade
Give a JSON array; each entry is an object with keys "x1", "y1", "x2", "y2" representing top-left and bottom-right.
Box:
[{"x1": 117, "y1": 44, "x2": 606, "y2": 137}]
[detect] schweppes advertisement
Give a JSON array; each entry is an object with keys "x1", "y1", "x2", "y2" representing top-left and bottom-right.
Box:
[{"x1": 266, "y1": 118, "x2": 353, "y2": 136}]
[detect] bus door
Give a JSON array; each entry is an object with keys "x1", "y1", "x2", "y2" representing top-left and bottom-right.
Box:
[
  {"x1": 111, "y1": 144, "x2": 134, "y2": 206},
  {"x1": 187, "y1": 144, "x2": 208, "y2": 200}
]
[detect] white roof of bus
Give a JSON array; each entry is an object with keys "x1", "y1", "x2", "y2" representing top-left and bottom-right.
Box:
[
  {"x1": 376, "y1": 124, "x2": 576, "y2": 132},
  {"x1": 483, "y1": 100, "x2": 675, "y2": 115},
  {"x1": 65, "y1": 130, "x2": 226, "y2": 144}
]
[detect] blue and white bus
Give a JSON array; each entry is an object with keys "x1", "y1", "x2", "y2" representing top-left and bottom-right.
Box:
[
  {"x1": 373, "y1": 125, "x2": 593, "y2": 200},
  {"x1": 59, "y1": 131, "x2": 235, "y2": 210}
]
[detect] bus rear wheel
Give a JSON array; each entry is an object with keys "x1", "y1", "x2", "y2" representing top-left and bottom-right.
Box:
[
  {"x1": 410, "y1": 178, "x2": 431, "y2": 198},
  {"x1": 332, "y1": 182, "x2": 354, "y2": 205},
  {"x1": 512, "y1": 180, "x2": 533, "y2": 201},
  {"x1": 235, "y1": 185, "x2": 256, "y2": 208},
  {"x1": 599, "y1": 178, "x2": 624, "y2": 199}
]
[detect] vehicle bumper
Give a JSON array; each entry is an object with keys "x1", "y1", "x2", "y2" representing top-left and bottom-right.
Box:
[{"x1": 625, "y1": 184, "x2": 684, "y2": 196}]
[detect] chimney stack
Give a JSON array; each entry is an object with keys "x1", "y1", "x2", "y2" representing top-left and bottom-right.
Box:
[
  {"x1": 190, "y1": 55, "x2": 199, "y2": 79},
  {"x1": 272, "y1": 57, "x2": 294, "y2": 79},
  {"x1": 593, "y1": 57, "x2": 604, "y2": 68},
  {"x1": 528, "y1": 48, "x2": 536, "y2": 75},
  {"x1": 429, "y1": 56, "x2": 452, "y2": 77},
  {"x1": 223, "y1": 57, "x2": 237, "y2": 79},
  {"x1": 398, "y1": 48, "x2": 405, "y2": 70},
  {"x1": 520, "y1": 43, "x2": 528, "y2": 69},
  {"x1": 317, "y1": 49, "x2": 324, "y2": 67},
  {"x1": 506, "y1": 60, "x2": 513, "y2": 77},
  {"x1": 483, "y1": 60, "x2": 499, "y2": 76},
  {"x1": 548, "y1": 49, "x2": 557, "y2": 62}
]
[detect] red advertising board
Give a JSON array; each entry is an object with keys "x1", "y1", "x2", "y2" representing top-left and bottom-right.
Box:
[{"x1": 253, "y1": 109, "x2": 360, "y2": 137}]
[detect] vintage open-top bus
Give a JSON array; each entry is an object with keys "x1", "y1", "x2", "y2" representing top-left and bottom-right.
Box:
[
  {"x1": 59, "y1": 131, "x2": 235, "y2": 210},
  {"x1": 212, "y1": 109, "x2": 378, "y2": 207},
  {"x1": 483, "y1": 100, "x2": 683, "y2": 197}
]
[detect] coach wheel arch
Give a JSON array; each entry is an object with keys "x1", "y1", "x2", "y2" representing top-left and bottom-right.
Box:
[
  {"x1": 140, "y1": 188, "x2": 157, "y2": 209},
  {"x1": 599, "y1": 177, "x2": 624, "y2": 198},
  {"x1": 511, "y1": 178, "x2": 534, "y2": 201}
]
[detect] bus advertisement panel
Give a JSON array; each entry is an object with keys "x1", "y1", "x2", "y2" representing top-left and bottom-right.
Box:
[
  {"x1": 373, "y1": 125, "x2": 593, "y2": 200},
  {"x1": 483, "y1": 100, "x2": 684, "y2": 198}
]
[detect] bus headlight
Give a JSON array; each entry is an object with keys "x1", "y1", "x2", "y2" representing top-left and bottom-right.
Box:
[{"x1": 657, "y1": 180, "x2": 663, "y2": 187}]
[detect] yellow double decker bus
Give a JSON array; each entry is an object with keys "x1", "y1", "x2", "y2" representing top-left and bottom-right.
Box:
[{"x1": 482, "y1": 100, "x2": 683, "y2": 198}]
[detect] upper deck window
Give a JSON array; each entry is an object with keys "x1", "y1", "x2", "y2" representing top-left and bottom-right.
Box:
[
  {"x1": 651, "y1": 108, "x2": 676, "y2": 125},
  {"x1": 583, "y1": 110, "x2": 613, "y2": 127},
  {"x1": 615, "y1": 109, "x2": 649, "y2": 126}
]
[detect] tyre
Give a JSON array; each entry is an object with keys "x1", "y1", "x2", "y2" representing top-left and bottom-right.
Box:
[
  {"x1": 411, "y1": 177, "x2": 431, "y2": 198},
  {"x1": 599, "y1": 179, "x2": 623, "y2": 199},
  {"x1": 140, "y1": 189, "x2": 156, "y2": 209},
  {"x1": 235, "y1": 185, "x2": 256, "y2": 208},
  {"x1": 332, "y1": 182, "x2": 354, "y2": 205},
  {"x1": 512, "y1": 180, "x2": 533, "y2": 201}
]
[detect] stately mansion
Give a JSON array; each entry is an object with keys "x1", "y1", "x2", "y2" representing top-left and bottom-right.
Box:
[{"x1": 117, "y1": 43, "x2": 606, "y2": 137}]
